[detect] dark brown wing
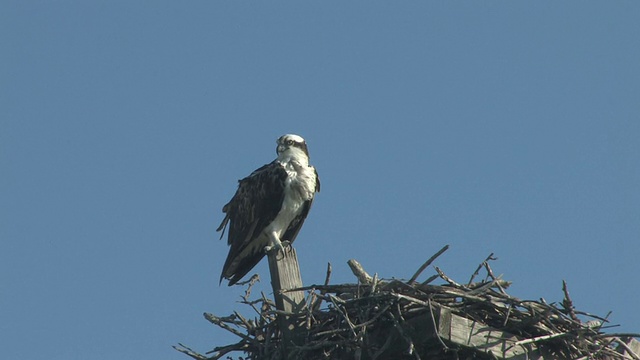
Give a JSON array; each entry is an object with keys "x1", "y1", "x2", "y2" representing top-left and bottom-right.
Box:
[{"x1": 217, "y1": 161, "x2": 287, "y2": 285}]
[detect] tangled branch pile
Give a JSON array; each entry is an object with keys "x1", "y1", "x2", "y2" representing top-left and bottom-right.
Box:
[{"x1": 175, "y1": 246, "x2": 639, "y2": 360}]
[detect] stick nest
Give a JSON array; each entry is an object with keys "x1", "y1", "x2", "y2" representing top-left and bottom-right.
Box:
[{"x1": 175, "y1": 245, "x2": 639, "y2": 360}]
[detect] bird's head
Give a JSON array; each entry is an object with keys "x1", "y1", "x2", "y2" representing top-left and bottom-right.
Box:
[{"x1": 276, "y1": 134, "x2": 310, "y2": 159}]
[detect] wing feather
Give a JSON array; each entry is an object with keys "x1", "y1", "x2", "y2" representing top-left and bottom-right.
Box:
[{"x1": 217, "y1": 162, "x2": 287, "y2": 285}]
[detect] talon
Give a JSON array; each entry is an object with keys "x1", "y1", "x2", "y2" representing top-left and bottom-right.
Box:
[
  {"x1": 282, "y1": 240, "x2": 291, "y2": 251},
  {"x1": 264, "y1": 241, "x2": 286, "y2": 256}
]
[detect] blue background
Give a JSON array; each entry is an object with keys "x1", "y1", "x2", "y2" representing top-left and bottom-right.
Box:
[{"x1": 2, "y1": 2, "x2": 639, "y2": 359}]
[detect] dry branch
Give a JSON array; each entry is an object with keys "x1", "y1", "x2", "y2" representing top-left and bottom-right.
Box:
[
  {"x1": 409, "y1": 244, "x2": 449, "y2": 284},
  {"x1": 348, "y1": 259, "x2": 373, "y2": 285}
]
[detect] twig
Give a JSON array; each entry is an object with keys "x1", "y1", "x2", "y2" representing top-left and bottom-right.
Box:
[
  {"x1": 240, "y1": 274, "x2": 260, "y2": 303},
  {"x1": 233, "y1": 310, "x2": 253, "y2": 331},
  {"x1": 562, "y1": 280, "x2": 580, "y2": 323},
  {"x1": 574, "y1": 309, "x2": 611, "y2": 323},
  {"x1": 284, "y1": 283, "x2": 360, "y2": 293},
  {"x1": 353, "y1": 302, "x2": 393, "y2": 329},
  {"x1": 468, "y1": 252, "x2": 496, "y2": 285},
  {"x1": 328, "y1": 294, "x2": 357, "y2": 337},
  {"x1": 324, "y1": 262, "x2": 332, "y2": 286},
  {"x1": 428, "y1": 299, "x2": 450, "y2": 351},
  {"x1": 502, "y1": 304, "x2": 512, "y2": 327},
  {"x1": 305, "y1": 290, "x2": 316, "y2": 329},
  {"x1": 312, "y1": 262, "x2": 333, "y2": 312},
  {"x1": 371, "y1": 273, "x2": 379, "y2": 294},
  {"x1": 435, "y1": 266, "x2": 467, "y2": 289},
  {"x1": 203, "y1": 312, "x2": 255, "y2": 344},
  {"x1": 421, "y1": 274, "x2": 439, "y2": 286},
  {"x1": 392, "y1": 293, "x2": 430, "y2": 307},
  {"x1": 205, "y1": 341, "x2": 250, "y2": 360},
  {"x1": 483, "y1": 261, "x2": 510, "y2": 295},
  {"x1": 172, "y1": 343, "x2": 207, "y2": 360},
  {"x1": 409, "y1": 245, "x2": 449, "y2": 284},
  {"x1": 512, "y1": 331, "x2": 573, "y2": 346}
]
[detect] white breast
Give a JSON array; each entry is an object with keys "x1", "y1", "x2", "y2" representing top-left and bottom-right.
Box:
[{"x1": 266, "y1": 158, "x2": 317, "y2": 239}]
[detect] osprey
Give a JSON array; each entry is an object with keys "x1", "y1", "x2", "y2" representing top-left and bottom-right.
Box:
[{"x1": 217, "y1": 134, "x2": 320, "y2": 286}]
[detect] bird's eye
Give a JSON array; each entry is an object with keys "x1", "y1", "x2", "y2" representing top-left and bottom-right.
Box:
[{"x1": 287, "y1": 140, "x2": 294, "y2": 145}]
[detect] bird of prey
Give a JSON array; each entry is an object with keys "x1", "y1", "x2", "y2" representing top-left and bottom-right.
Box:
[{"x1": 217, "y1": 134, "x2": 320, "y2": 286}]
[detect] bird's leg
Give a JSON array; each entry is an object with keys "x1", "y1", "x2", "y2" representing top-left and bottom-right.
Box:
[{"x1": 264, "y1": 232, "x2": 286, "y2": 256}]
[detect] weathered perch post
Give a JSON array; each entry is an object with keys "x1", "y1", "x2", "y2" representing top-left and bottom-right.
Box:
[{"x1": 267, "y1": 247, "x2": 306, "y2": 356}]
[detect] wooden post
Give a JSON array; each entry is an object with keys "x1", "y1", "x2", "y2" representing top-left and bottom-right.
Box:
[{"x1": 267, "y1": 247, "x2": 306, "y2": 356}]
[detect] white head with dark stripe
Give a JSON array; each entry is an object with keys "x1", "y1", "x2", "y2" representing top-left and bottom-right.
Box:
[{"x1": 276, "y1": 134, "x2": 310, "y2": 161}]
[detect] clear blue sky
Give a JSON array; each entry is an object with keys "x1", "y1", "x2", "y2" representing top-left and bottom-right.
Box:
[{"x1": 2, "y1": 2, "x2": 639, "y2": 359}]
